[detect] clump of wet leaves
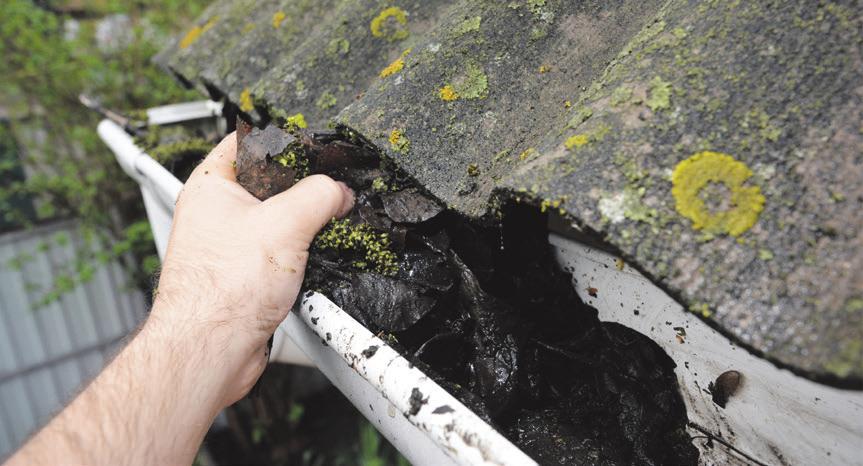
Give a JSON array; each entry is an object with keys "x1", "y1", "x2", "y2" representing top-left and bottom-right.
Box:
[{"x1": 235, "y1": 118, "x2": 698, "y2": 466}]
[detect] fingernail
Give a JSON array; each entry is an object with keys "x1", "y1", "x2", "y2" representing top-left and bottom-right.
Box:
[
  {"x1": 336, "y1": 181, "x2": 354, "y2": 199},
  {"x1": 336, "y1": 181, "x2": 355, "y2": 216}
]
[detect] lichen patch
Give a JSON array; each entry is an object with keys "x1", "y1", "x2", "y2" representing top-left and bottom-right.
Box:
[
  {"x1": 239, "y1": 88, "x2": 254, "y2": 112},
  {"x1": 671, "y1": 151, "x2": 765, "y2": 237},
  {"x1": 179, "y1": 16, "x2": 218, "y2": 49},
  {"x1": 370, "y1": 7, "x2": 409, "y2": 41}
]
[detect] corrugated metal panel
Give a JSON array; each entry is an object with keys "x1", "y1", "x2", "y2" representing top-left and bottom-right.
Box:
[{"x1": 0, "y1": 220, "x2": 147, "y2": 460}]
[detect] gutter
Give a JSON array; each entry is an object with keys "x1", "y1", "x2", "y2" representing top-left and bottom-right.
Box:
[
  {"x1": 98, "y1": 106, "x2": 863, "y2": 465},
  {"x1": 97, "y1": 115, "x2": 536, "y2": 465}
]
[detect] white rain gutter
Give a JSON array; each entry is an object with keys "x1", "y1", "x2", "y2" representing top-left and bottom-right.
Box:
[
  {"x1": 97, "y1": 115, "x2": 537, "y2": 465},
  {"x1": 550, "y1": 235, "x2": 863, "y2": 465},
  {"x1": 99, "y1": 105, "x2": 863, "y2": 465},
  {"x1": 98, "y1": 120, "x2": 180, "y2": 259}
]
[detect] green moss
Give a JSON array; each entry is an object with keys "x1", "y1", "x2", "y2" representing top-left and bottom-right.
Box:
[
  {"x1": 598, "y1": 187, "x2": 657, "y2": 225},
  {"x1": 150, "y1": 138, "x2": 214, "y2": 164},
  {"x1": 618, "y1": 19, "x2": 665, "y2": 59},
  {"x1": 451, "y1": 16, "x2": 481, "y2": 38},
  {"x1": 610, "y1": 85, "x2": 633, "y2": 106},
  {"x1": 622, "y1": 187, "x2": 657, "y2": 223},
  {"x1": 325, "y1": 37, "x2": 350, "y2": 57},
  {"x1": 844, "y1": 297, "x2": 863, "y2": 313},
  {"x1": 539, "y1": 197, "x2": 565, "y2": 214},
  {"x1": 646, "y1": 76, "x2": 672, "y2": 111},
  {"x1": 689, "y1": 302, "x2": 712, "y2": 318},
  {"x1": 527, "y1": 0, "x2": 546, "y2": 11},
  {"x1": 466, "y1": 163, "x2": 480, "y2": 176},
  {"x1": 824, "y1": 340, "x2": 862, "y2": 378},
  {"x1": 315, "y1": 218, "x2": 398, "y2": 275},
  {"x1": 315, "y1": 91, "x2": 338, "y2": 110},
  {"x1": 566, "y1": 106, "x2": 593, "y2": 128},
  {"x1": 284, "y1": 113, "x2": 308, "y2": 130},
  {"x1": 455, "y1": 63, "x2": 489, "y2": 100},
  {"x1": 273, "y1": 147, "x2": 310, "y2": 177},
  {"x1": 371, "y1": 177, "x2": 389, "y2": 192},
  {"x1": 742, "y1": 109, "x2": 782, "y2": 142}
]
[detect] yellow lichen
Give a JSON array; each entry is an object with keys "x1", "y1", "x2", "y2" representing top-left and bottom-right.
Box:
[
  {"x1": 671, "y1": 151, "x2": 765, "y2": 237},
  {"x1": 239, "y1": 88, "x2": 254, "y2": 112},
  {"x1": 379, "y1": 48, "x2": 411, "y2": 78},
  {"x1": 380, "y1": 58, "x2": 404, "y2": 78},
  {"x1": 389, "y1": 128, "x2": 410, "y2": 154},
  {"x1": 439, "y1": 85, "x2": 458, "y2": 101},
  {"x1": 370, "y1": 7, "x2": 409, "y2": 41},
  {"x1": 439, "y1": 63, "x2": 488, "y2": 101},
  {"x1": 272, "y1": 11, "x2": 286, "y2": 28},
  {"x1": 538, "y1": 64, "x2": 551, "y2": 73},
  {"x1": 539, "y1": 198, "x2": 564, "y2": 213},
  {"x1": 285, "y1": 113, "x2": 308, "y2": 129},
  {"x1": 518, "y1": 148, "x2": 536, "y2": 161},
  {"x1": 179, "y1": 16, "x2": 218, "y2": 49},
  {"x1": 564, "y1": 134, "x2": 589, "y2": 149}
]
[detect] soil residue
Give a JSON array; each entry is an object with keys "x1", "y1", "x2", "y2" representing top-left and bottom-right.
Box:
[{"x1": 235, "y1": 119, "x2": 699, "y2": 465}]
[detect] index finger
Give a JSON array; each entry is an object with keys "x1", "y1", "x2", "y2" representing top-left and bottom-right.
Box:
[{"x1": 192, "y1": 131, "x2": 237, "y2": 181}]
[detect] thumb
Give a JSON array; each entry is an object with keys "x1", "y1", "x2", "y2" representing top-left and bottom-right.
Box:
[{"x1": 257, "y1": 174, "x2": 355, "y2": 247}]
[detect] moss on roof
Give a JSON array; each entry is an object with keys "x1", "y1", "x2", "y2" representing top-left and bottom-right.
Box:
[{"x1": 157, "y1": 0, "x2": 863, "y2": 380}]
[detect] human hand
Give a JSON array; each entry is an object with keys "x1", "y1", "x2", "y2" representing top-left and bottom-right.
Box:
[{"x1": 149, "y1": 132, "x2": 354, "y2": 409}]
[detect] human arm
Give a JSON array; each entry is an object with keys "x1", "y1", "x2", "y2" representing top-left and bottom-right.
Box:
[{"x1": 5, "y1": 132, "x2": 354, "y2": 466}]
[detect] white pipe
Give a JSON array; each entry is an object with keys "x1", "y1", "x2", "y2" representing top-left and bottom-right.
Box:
[
  {"x1": 146, "y1": 100, "x2": 222, "y2": 126},
  {"x1": 98, "y1": 119, "x2": 183, "y2": 260},
  {"x1": 97, "y1": 120, "x2": 183, "y2": 215},
  {"x1": 276, "y1": 293, "x2": 538, "y2": 466}
]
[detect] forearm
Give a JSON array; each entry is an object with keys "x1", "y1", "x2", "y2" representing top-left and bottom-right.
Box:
[
  {"x1": 7, "y1": 310, "x2": 221, "y2": 466},
  {"x1": 4, "y1": 133, "x2": 352, "y2": 466}
]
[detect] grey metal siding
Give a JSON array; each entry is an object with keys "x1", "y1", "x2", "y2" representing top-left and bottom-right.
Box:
[{"x1": 0, "y1": 220, "x2": 147, "y2": 459}]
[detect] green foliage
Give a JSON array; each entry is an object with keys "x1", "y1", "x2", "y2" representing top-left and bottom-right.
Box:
[
  {"x1": 358, "y1": 421, "x2": 385, "y2": 466},
  {"x1": 0, "y1": 0, "x2": 209, "y2": 302}
]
